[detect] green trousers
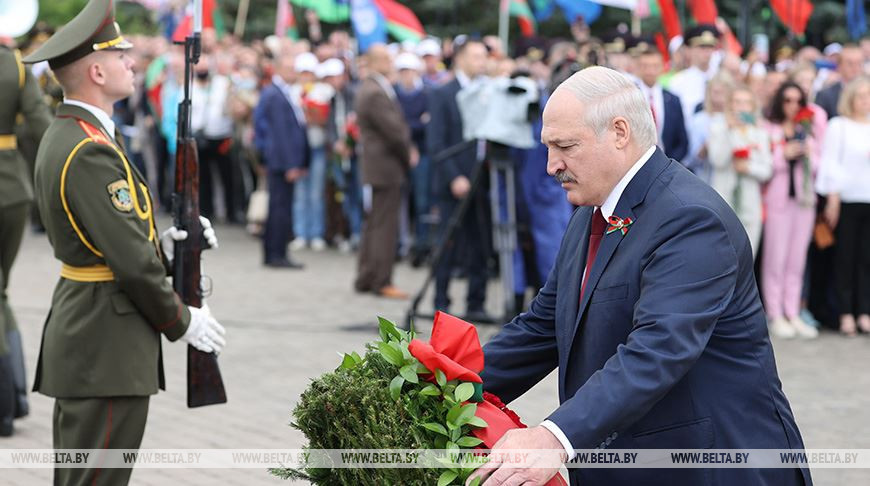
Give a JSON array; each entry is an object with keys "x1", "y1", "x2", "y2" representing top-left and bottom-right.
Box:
[
  {"x1": 0, "y1": 202, "x2": 28, "y2": 354},
  {"x1": 52, "y1": 396, "x2": 150, "y2": 486}
]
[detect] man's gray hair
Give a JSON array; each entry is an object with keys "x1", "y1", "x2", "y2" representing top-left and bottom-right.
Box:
[{"x1": 558, "y1": 66, "x2": 657, "y2": 149}]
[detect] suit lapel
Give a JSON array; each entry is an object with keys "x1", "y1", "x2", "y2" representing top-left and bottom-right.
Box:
[{"x1": 566, "y1": 149, "x2": 672, "y2": 352}]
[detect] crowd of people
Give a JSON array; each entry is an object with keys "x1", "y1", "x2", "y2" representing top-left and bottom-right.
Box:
[{"x1": 18, "y1": 17, "x2": 870, "y2": 335}]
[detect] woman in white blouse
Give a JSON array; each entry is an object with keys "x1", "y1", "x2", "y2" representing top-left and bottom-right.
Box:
[
  {"x1": 816, "y1": 76, "x2": 870, "y2": 336},
  {"x1": 708, "y1": 85, "x2": 773, "y2": 256}
]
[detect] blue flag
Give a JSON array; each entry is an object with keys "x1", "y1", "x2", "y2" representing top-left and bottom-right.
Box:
[
  {"x1": 555, "y1": 0, "x2": 602, "y2": 25},
  {"x1": 847, "y1": 0, "x2": 868, "y2": 40},
  {"x1": 350, "y1": 0, "x2": 387, "y2": 52},
  {"x1": 532, "y1": 0, "x2": 556, "y2": 21}
]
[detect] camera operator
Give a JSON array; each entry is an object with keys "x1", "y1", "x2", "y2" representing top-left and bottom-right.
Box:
[{"x1": 427, "y1": 36, "x2": 492, "y2": 321}]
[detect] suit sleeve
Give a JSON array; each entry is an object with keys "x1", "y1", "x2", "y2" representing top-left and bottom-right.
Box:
[
  {"x1": 426, "y1": 88, "x2": 462, "y2": 186},
  {"x1": 479, "y1": 211, "x2": 585, "y2": 403},
  {"x1": 66, "y1": 142, "x2": 191, "y2": 341},
  {"x1": 546, "y1": 205, "x2": 738, "y2": 448}
]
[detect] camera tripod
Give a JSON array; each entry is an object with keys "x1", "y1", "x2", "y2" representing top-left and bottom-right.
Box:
[{"x1": 404, "y1": 140, "x2": 520, "y2": 329}]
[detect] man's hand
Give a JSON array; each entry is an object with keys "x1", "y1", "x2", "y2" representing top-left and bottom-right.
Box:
[
  {"x1": 451, "y1": 175, "x2": 471, "y2": 199},
  {"x1": 160, "y1": 216, "x2": 219, "y2": 263},
  {"x1": 285, "y1": 167, "x2": 307, "y2": 183},
  {"x1": 183, "y1": 304, "x2": 227, "y2": 354},
  {"x1": 410, "y1": 146, "x2": 420, "y2": 169},
  {"x1": 733, "y1": 157, "x2": 749, "y2": 174},
  {"x1": 466, "y1": 426, "x2": 565, "y2": 486}
]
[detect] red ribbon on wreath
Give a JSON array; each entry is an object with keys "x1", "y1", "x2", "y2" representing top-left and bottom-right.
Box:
[{"x1": 408, "y1": 312, "x2": 568, "y2": 486}]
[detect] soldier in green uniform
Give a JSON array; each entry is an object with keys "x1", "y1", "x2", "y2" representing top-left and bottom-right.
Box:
[
  {"x1": 0, "y1": 21, "x2": 53, "y2": 436},
  {"x1": 23, "y1": 0, "x2": 226, "y2": 484}
]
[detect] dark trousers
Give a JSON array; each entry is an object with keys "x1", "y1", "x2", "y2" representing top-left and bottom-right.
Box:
[
  {"x1": 0, "y1": 203, "x2": 28, "y2": 428},
  {"x1": 199, "y1": 137, "x2": 236, "y2": 221},
  {"x1": 263, "y1": 172, "x2": 295, "y2": 263},
  {"x1": 53, "y1": 396, "x2": 149, "y2": 486},
  {"x1": 355, "y1": 185, "x2": 401, "y2": 292},
  {"x1": 835, "y1": 202, "x2": 870, "y2": 315},
  {"x1": 434, "y1": 189, "x2": 490, "y2": 312}
]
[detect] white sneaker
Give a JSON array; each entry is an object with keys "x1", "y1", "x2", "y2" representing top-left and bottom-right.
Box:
[
  {"x1": 769, "y1": 317, "x2": 796, "y2": 339},
  {"x1": 290, "y1": 238, "x2": 307, "y2": 251},
  {"x1": 790, "y1": 316, "x2": 819, "y2": 339},
  {"x1": 310, "y1": 238, "x2": 326, "y2": 251}
]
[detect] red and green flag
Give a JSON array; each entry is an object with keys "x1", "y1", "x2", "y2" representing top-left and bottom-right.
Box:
[
  {"x1": 373, "y1": 0, "x2": 425, "y2": 42},
  {"x1": 502, "y1": 0, "x2": 537, "y2": 37},
  {"x1": 276, "y1": 0, "x2": 299, "y2": 39},
  {"x1": 171, "y1": 0, "x2": 226, "y2": 42},
  {"x1": 291, "y1": 0, "x2": 351, "y2": 24}
]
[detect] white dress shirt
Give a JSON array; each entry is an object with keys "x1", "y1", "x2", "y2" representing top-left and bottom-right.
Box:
[
  {"x1": 638, "y1": 83, "x2": 665, "y2": 144},
  {"x1": 540, "y1": 144, "x2": 656, "y2": 460},
  {"x1": 64, "y1": 98, "x2": 116, "y2": 140}
]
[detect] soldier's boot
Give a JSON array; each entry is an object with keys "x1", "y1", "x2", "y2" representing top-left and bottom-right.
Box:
[
  {"x1": 6, "y1": 330, "x2": 28, "y2": 418},
  {"x1": 0, "y1": 355, "x2": 14, "y2": 437}
]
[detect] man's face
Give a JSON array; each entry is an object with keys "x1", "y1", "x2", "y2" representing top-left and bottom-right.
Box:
[
  {"x1": 541, "y1": 89, "x2": 624, "y2": 207},
  {"x1": 97, "y1": 50, "x2": 136, "y2": 100},
  {"x1": 637, "y1": 53, "x2": 663, "y2": 87},
  {"x1": 840, "y1": 48, "x2": 864, "y2": 83},
  {"x1": 691, "y1": 45, "x2": 715, "y2": 69},
  {"x1": 457, "y1": 42, "x2": 488, "y2": 78}
]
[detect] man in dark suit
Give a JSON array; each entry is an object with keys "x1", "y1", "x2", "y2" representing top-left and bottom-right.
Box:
[
  {"x1": 353, "y1": 45, "x2": 415, "y2": 298},
  {"x1": 426, "y1": 37, "x2": 492, "y2": 320},
  {"x1": 470, "y1": 67, "x2": 811, "y2": 486},
  {"x1": 254, "y1": 53, "x2": 309, "y2": 268},
  {"x1": 634, "y1": 40, "x2": 688, "y2": 162},
  {"x1": 816, "y1": 45, "x2": 864, "y2": 119}
]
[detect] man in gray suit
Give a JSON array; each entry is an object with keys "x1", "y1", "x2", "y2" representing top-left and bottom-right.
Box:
[{"x1": 353, "y1": 45, "x2": 417, "y2": 298}]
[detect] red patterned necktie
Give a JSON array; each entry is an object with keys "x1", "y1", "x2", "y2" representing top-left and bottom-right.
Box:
[{"x1": 580, "y1": 208, "x2": 607, "y2": 302}]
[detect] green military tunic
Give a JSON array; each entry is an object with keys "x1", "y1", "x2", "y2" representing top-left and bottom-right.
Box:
[
  {"x1": 0, "y1": 45, "x2": 51, "y2": 354},
  {"x1": 33, "y1": 103, "x2": 191, "y2": 398}
]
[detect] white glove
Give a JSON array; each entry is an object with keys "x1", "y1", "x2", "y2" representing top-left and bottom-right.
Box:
[
  {"x1": 160, "y1": 216, "x2": 219, "y2": 263},
  {"x1": 182, "y1": 304, "x2": 226, "y2": 354}
]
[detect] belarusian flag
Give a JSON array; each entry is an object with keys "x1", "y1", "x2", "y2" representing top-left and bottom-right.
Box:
[
  {"x1": 373, "y1": 0, "x2": 425, "y2": 42},
  {"x1": 291, "y1": 0, "x2": 350, "y2": 24},
  {"x1": 276, "y1": 0, "x2": 299, "y2": 39},
  {"x1": 502, "y1": 0, "x2": 537, "y2": 37},
  {"x1": 171, "y1": 0, "x2": 225, "y2": 41}
]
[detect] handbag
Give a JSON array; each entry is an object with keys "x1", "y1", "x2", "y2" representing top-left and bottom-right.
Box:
[{"x1": 246, "y1": 175, "x2": 268, "y2": 226}]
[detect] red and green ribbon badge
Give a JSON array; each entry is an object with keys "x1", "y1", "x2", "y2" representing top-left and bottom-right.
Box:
[{"x1": 606, "y1": 215, "x2": 633, "y2": 236}]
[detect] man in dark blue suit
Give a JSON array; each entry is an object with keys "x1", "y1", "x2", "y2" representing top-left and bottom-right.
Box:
[
  {"x1": 426, "y1": 37, "x2": 492, "y2": 321},
  {"x1": 470, "y1": 67, "x2": 811, "y2": 486},
  {"x1": 634, "y1": 41, "x2": 688, "y2": 163},
  {"x1": 253, "y1": 53, "x2": 309, "y2": 268}
]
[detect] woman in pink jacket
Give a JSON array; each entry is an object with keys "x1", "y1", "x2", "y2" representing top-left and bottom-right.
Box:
[{"x1": 762, "y1": 81, "x2": 825, "y2": 339}]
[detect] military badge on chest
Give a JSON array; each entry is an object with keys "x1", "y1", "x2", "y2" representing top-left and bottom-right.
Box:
[{"x1": 107, "y1": 179, "x2": 133, "y2": 212}]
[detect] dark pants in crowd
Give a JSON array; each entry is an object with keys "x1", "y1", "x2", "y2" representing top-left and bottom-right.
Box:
[
  {"x1": 0, "y1": 203, "x2": 30, "y2": 434},
  {"x1": 433, "y1": 188, "x2": 491, "y2": 313},
  {"x1": 199, "y1": 137, "x2": 237, "y2": 222},
  {"x1": 355, "y1": 185, "x2": 401, "y2": 292},
  {"x1": 263, "y1": 172, "x2": 295, "y2": 264},
  {"x1": 835, "y1": 202, "x2": 870, "y2": 316}
]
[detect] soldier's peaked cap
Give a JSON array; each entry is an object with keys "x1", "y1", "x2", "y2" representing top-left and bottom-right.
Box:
[{"x1": 22, "y1": 0, "x2": 132, "y2": 69}]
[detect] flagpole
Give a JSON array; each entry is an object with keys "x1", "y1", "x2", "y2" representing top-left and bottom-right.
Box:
[
  {"x1": 235, "y1": 0, "x2": 251, "y2": 37},
  {"x1": 631, "y1": 9, "x2": 641, "y2": 36},
  {"x1": 498, "y1": 0, "x2": 509, "y2": 55}
]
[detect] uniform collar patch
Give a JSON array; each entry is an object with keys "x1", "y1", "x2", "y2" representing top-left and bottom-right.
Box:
[{"x1": 107, "y1": 179, "x2": 133, "y2": 212}]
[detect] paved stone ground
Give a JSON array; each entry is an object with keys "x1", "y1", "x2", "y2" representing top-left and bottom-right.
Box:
[{"x1": 3, "y1": 219, "x2": 868, "y2": 485}]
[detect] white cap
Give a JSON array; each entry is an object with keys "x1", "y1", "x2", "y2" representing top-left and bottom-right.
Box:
[
  {"x1": 395, "y1": 52, "x2": 422, "y2": 71},
  {"x1": 823, "y1": 42, "x2": 843, "y2": 57},
  {"x1": 294, "y1": 52, "x2": 319, "y2": 73},
  {"x1": 316, "y1": 58, "x2": 345, "y2": 78},
  {"x1": 416, "y1": 38, "x2": 441, "y2": 58},
  {"x1": 401, "y1": 39, "x2": 418, "y2": 53}
]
